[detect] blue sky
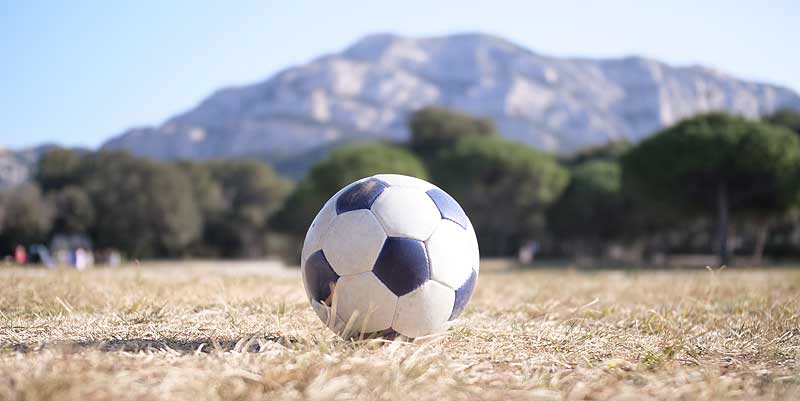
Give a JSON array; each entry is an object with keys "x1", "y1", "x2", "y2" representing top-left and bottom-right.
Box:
[{"x1": 1, "y1": 0, "x2": 797, "y2": 149}]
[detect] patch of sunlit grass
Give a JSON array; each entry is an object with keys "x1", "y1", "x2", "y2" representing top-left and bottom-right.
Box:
[{"x1": 0, "y1": 262, "x2": 798, "y2": 401}]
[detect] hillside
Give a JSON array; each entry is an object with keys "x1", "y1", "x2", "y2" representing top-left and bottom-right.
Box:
[
  {"x1": 102, "y1": 33, "x2": 800, "y2": 165},
  {"x1": 0, "y1": 145, "x2": 66, "y2": 190}
]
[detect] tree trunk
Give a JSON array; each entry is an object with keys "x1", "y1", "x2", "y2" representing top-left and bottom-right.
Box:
[
  {"x1": 753, "y1": 218, "x2": 769, "y2": 266},
  {"x1": 716, "y1": 182, "x2": 731, "y2": 266}
]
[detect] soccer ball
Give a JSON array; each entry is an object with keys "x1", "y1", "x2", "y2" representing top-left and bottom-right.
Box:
[{"x1": 301, "y1": 174, "x2": 479, "y2": 338}]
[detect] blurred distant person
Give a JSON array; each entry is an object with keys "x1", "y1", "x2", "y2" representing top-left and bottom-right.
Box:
[
  {"x1": 14, "y1": 245, "x2": 27, "y2": 265},
  {"x1": 29, "y1": 244, "x2": 55, "y2": 268},
  {"x1": 94, "y1": 249, "x2": 121, "y2": 267},
  {"x1": 71, "y1": 247, "x2": 92, "y2": 270},
  {"x1": 518, "y1": 240, "x2": 540, "y2": 265},
  {"x1": 108, "y1": 250, "x2": 121, "y2": 267}
]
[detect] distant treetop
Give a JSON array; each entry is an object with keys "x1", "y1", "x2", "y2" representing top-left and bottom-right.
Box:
[
  {"x1": 765, "y1": 108, "x2": 800, "y2": 134},
  {"x1": 409, "y1": 106, "x2": 496, "y2": 159}
]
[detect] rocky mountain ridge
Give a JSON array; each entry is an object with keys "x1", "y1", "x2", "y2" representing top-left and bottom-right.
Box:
[{"x1": 101, "y1": 33, "x2": 800, "y2": 162}]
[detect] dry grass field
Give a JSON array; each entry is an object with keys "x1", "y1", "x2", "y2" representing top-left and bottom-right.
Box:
[{"x1": 0, "y1": 261, "x2": 798, "y2": 401}]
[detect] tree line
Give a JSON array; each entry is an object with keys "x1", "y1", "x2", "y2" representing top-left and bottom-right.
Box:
[
  {"x1": 273, "y1": 107, "x2": 800, "y2": 266},
  {"x1": 1, "y1": 107, "x2": 800, "y2": 265},
  {"x1": 0, "y1": 151, "x2": 292, "y2": 258}
]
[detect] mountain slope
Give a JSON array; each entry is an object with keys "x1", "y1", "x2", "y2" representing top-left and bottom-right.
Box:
[
  {"x1": 0, "y1": 149, "x2": 33, "y2": 190},
  {"x1": 102, "y1": 33, "x2": 800, "y2": 161},
  {"x1": 0, "y1": 145, "x2": 71, "y2": 190}
]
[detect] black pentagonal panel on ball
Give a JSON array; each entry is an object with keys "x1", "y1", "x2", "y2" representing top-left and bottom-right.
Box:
[
  {"x1": 372, "y1": 237, "x2": 430, "y2": 296},
  {"x1": 426, "y1": 188, "x2": 469, "y2": 229},
  {"x1": 449, "y1": 269, "x2": 477, "y2": 320},
  {"x1": 336, "y1": 178, "x2": 388, "y2": 214},
  {"x1": 304, "y1": 250, "x2": 339, "y2": 304}
]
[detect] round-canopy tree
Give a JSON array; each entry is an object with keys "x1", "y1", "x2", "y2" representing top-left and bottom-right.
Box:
[
  {"x1": 271, "y1": 142, "x2": 429, "y2": 240},
  {"x1": 765, "y1": 108, "x2": 800, "y2": 135},
  {"x1": 548, "y1": 160, "x2": 626, "y2": 257},
  {"x1": 50, "y1": 185, "x2": 95, "y2": 235},
  {"x1": 409, "y1": 106, "x2": 496, "y2": 161},
  {"x1": 0, "y1": 184, "x2": 54, "y2": 254},
  {"x1": 433, "y1": 136, "x2": 569, "y2": 256},
  {"x1": 203, "y1": 159, "x2": 292, "y2": 258},
  {"x1": 622, "y1": 113, "x2": 800, "y2": 265},
  {"x1": 35, "y1": 148, "x2": 84, "y2": 192},
  {"x1": 80, "y1": 151, "x2": 204, "y2": 258}
]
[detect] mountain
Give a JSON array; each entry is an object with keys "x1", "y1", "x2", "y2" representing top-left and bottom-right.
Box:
[
  {"x1": 103, "y1": 32, "x2": 800, "y2": 163},
  {"x1": 0, "y1": 145, "x2": 65, "y2": 190},
  {"x1": 0, "y1": 149, "x2": 32, "y2": 190}
]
